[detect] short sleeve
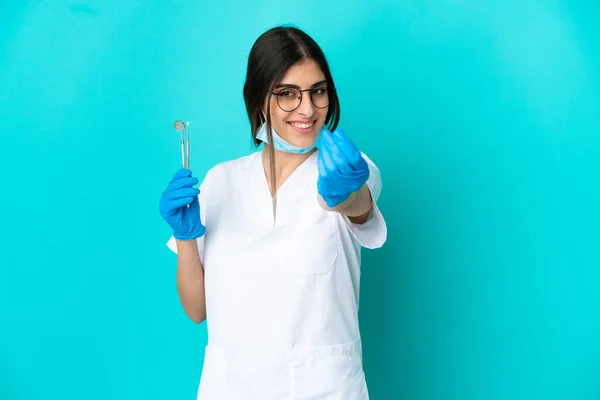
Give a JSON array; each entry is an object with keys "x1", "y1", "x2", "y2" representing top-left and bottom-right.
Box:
[
  {"x1": 165, "y1": 168, "x2": 214, "y2": 261},
  {"x1": 341, "y1": 152, "x2": 387, "y2": 249}
]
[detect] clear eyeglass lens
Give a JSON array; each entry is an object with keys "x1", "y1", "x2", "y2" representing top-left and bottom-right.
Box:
[{"x1": 276, "y1": 86, "x2": 330, "y2": 111}]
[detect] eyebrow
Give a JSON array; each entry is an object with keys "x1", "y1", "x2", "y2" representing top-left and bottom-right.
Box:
[{"x1": 275, "y1": 79, "x2": 327, "y2": 89}]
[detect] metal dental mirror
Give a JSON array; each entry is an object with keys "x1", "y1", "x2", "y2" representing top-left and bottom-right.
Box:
[
  {"x1": 174, "y1": 120, "x2": 191, "y2": 208},
  {"x1": 174, "y1": 120, "x2": 190, "y2": 170}
]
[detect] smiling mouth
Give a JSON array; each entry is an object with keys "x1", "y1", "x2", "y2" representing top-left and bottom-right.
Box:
[
  {"x1": 289, "y1": 121, "x2": 314, "y2": 129},
  {"x1": 288, "y1": 120, "x2": 317, "y2": 134}
]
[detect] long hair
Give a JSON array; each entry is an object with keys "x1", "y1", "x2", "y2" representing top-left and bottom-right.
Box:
[{"x1": 242, "y1": 25, "x2": 340, "y2": 210}]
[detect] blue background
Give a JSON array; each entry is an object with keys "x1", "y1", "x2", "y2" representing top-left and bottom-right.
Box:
[{"x1": 1, "y1": 1, "x2": 599, "y2": 399}]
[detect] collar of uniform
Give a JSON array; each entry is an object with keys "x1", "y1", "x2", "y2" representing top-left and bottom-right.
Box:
[{"x1": 251, "y1": 150, "x2": 319, "y2": 227}]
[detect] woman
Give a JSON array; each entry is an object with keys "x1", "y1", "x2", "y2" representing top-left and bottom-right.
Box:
[{"x1": 159, "y1": 25, "x2": 387, "y2": 400}]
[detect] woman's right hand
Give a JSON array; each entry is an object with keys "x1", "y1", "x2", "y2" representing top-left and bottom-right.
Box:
[{"x1": 159, "y1": 169, "x2": 206, "y2": 240}]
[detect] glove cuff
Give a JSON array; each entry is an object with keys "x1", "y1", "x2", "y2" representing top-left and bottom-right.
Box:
[{"x1": 173, "y1": 225, "x2": 206, "y2": 241}]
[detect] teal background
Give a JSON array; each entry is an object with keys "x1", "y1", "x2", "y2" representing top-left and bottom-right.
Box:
[{"x1": 1, "y1": 1, "x2": 599, "y2": 399}]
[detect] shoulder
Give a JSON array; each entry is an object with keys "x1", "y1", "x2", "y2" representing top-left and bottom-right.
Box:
[
  {"x1": 359, "y1": 151, "x2": 383, "y2": 202},
  {"x1": 360, "y1": 152, "x2": 379, "y2": 170},
  {"x1": 203, "y1": 151, "x2": 260, "y2": 182}
]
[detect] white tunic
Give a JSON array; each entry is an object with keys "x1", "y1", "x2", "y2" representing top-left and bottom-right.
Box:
[{"x1": 167, "y1": 149, "x2": 387, "y2": 400}]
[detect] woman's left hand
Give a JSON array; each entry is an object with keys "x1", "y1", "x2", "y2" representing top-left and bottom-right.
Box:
[{"x1": 317, "y1": 128, "x2": 370, "y2": 208}]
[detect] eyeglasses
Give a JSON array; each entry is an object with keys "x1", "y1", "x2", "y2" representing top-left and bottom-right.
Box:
[{"x1": 269, "y1": 84, "x2": 334, "y2": 112}]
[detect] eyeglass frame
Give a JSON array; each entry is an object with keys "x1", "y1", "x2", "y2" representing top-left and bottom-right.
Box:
[{"x1": 267, "y1": 83, "x2": 336, "y2": 112}]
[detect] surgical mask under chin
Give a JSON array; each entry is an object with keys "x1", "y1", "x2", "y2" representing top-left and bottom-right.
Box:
[{"x1": 256, "y1": 122, "x2": 321, "y2": 155}]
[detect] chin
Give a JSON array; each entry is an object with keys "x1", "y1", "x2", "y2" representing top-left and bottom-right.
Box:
[
  {"x1": 288, "y1": 133, "x2": 318, "y2": 149},
  {"x1": 283, "y1": 122, "x2": 322, "y2": 147}
]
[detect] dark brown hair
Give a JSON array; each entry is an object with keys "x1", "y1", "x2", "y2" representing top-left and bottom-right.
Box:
[{"x1": 242, "y1": 25, "x2": 340, "y2": 210}]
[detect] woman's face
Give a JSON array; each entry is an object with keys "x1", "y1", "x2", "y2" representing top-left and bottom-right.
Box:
[{"x1": 264, "y1": 59, "x2": 330, "y2": 149}]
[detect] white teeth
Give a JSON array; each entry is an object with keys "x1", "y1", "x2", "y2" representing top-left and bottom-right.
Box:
[{"x1": 291, "y1": 122, "x2": 313, "y2": 129}]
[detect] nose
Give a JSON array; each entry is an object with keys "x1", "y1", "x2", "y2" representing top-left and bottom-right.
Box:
[{"x1": 296, "y1": 91, "x2": 315, "y2": 117}]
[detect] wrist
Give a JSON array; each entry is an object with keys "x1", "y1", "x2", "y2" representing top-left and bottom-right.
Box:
[
  {"x1": 174, "y1": 237, "x2": 200, "y2": 252},
  {"x1": 173, "y1": 227, "x2": 206, "y2": 241},
  {"x1": 318, "y1": 190, "x2": 357, "y2": 211},
  {"x1": 335, "y1": 184, "x2": 372, "y2": 217}
]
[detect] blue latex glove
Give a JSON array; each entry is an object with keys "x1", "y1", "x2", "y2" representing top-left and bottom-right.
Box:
[
  {"x1": 317, "y1": 128, "x2": 370, "y2": 207},
  {"x1": 159, "y1": 169, "x2": 206, "y2": 240}
]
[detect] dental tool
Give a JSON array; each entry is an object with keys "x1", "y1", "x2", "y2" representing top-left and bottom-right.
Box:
[{"x1": 174, "y1": 120, "x2": 190, "y2": 170}]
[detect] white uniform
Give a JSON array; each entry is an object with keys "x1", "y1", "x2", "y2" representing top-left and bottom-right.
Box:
[{"x1": 167, "y1": 149, "x2": 387, "y2": 400}]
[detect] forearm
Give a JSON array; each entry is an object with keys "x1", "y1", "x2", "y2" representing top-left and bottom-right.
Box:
[
  {"x1": 175, "y1": 239, "x2": 207, "y2": 323},
  {"x1": 318, "y1": 183, "x2": 373, "y2": 223}
]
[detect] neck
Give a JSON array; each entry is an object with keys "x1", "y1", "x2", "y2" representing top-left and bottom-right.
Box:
[{"x1": 261, "y1": 144, "x2": 316, "y2": 192}]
